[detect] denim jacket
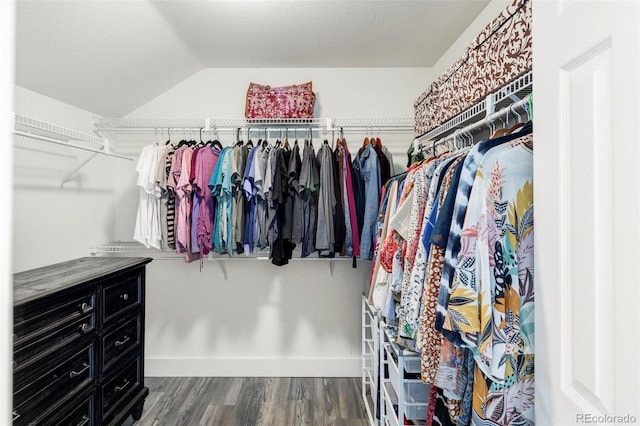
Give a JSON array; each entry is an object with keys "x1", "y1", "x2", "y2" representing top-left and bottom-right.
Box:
[{"x1": 352, "y1": 143, "x2": 381, "y2": 259}]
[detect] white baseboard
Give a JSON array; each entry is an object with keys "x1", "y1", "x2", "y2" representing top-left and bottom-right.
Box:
[{"x1": 145, "y1": 356, "x2": 362, "y2": 377}]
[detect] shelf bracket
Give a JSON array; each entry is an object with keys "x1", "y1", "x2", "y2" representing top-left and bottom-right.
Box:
[
  {"x1": 60, "y1": 152, "x2": 99, "y2": 187},
  {"x1": 217, "y1": 259, "x2": 228, "y2": 280}
]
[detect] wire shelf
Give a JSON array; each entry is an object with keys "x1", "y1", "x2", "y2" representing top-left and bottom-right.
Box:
[
  {"x1": 13, "y1": 114, "x2": 133, "y2": 187},
  {"x1": 94, "y1": 117, "x2": 415, "y2": 132},
  {"x1": 418, "y1": 100, "x2": 487, "y2": 142},
  {"x1": 89, "y1": 241, "x2": 357, "y2": 261},
  {"x1": 415, "y1": 71, "x2": 533, "y2": 145},
  {"x1": 16, "y1": 114, "x2": 106, "y2": 147}
]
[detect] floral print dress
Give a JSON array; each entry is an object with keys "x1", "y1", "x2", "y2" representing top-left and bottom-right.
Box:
[{"x1": 443, "y1": 134, "x2": 534, "y2": 425}]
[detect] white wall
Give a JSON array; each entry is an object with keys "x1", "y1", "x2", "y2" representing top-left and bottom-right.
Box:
[
  {"x1": 12, "y1": 86, "x2": 119, "y2": 272},
  {"x1": 1, "y1": 1, "x2": 15, "y2": 423},
  {"x1": 129, "y1": 67, "x2": 432, "y2": 119},
  {"x1": 119, "y1": 67, "x2": 431, "y2": 376},
  {"x1": 429, "y1": 0, "x2": 510, "y2": 79}
]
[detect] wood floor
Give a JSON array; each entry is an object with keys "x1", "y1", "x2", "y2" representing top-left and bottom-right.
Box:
[{"x1": 134, "y1": 377, "x2": 369, "y2": 426}]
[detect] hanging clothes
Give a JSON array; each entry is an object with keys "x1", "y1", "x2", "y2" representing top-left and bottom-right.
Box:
[
  {"x1": 335, "y1": 139, "x2": 359, "y2": 258},
  {"x1": 134, "y1": 144, "x2": 162, "y2": 249},
  {"x1": 316, "y1": 141, "x2": 337, "y2": 256},
  {"x1": 269, "y1": 147, "x2": 295, "y2": 266},
  {"x1": 255, "y1": 143, "x2": 271, "y2": 251},
  {"x1": 190, "y1": 146, "x2": 203, "y2": 254},
  {"x1": 443, "y1": 133, "x2": 534, "y2": 425},
  {"x1": 156, "y1": 144, "x2": 173, "y2": 250},
  {"x1": 175, "y1": 145, "x2": 198, "y2": 262},
  {"x1": 242, "y1": 142, "x2": 260, "y2": 254},
  {"x1": 192, "y1": 146, "x2": 220, "y2": 257},
  {"x1": 209, "y1": 146, "x2": 233, "y2": 254},
  {"x1": 366, "y1": 118, "x2": 534, "y2": 426},
  {"x1": 132, "y1": 127, "x2": 399, "y2": 266},
  {"x1": 288, "y1": 142, "x2": 303, "y2": 245},
  {"x1": 164, "y1": 147, "x2": 177, "y2": 250},
  {"x1": 232, "y1": 143, "x2": 249, "y2": 254},
  {"x1": 352, "y1": 141, "x2": 382, "y2": 260},
  {"x1": 342, "y1": 141, "x2": 360, "y2": 258},
  {"x1": 299, "y1": 140, "x2": 319, "y2": 257}
]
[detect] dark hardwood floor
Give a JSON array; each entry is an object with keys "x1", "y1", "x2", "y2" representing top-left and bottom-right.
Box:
[{"x1": 133, "y1": 377, "x2": 369, "y2": 426}]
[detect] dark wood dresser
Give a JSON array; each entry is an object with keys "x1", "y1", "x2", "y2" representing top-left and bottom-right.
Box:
[{"x1": 12, "y1": 257, "x2": 153, "y2": 426}]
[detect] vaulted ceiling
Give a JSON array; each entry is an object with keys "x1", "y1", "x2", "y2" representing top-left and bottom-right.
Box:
[{"x1": 15, "y1": 0, "x2": 490, "y2": 117}]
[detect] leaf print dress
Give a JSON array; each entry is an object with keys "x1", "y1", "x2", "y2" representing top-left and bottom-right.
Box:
[{"x1": 444, "y1": 133, "x2": 534, "y2": 425}]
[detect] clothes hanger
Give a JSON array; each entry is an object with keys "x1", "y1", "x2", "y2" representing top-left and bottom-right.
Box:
[
  {"x1": 235, "y1": 128, "x2": 244, "y2": 147},
  {"x1": 505, "y1": 104, "x2": 525, "y2": 134},
  {"x1": 465, "y1": 128, "x2": 474, "y2": 146},
  {"x1": 488, "y1": 119, "x2": 496, "y2": 138},
  {"x1": 452, "y1": 129, "x2": 462, "y2": 150},
  {"x1": 338, "y1": 128, "x2": 346, "y2": 149},
  {"x1": 283, "y1": 129, "x2": 290, "y2": 150},
  {"x1": 374, "y1": 128, "x2": 382, "y2": 148},
  {"x1": 205, "y1": 131, "x2": 223, "y2": 150},
  {"x1": 196, "y1": 127, "x2": 205, "y2": 147},
  {"x1": 359, "y1": 128, "x2": 371, "y2": 153},
  {"x1": 491, "y1": 114, "x2": 509, "y2": 139},
  {"x1": 507, "y1": 122, "x2": 526, "y2": 134}
]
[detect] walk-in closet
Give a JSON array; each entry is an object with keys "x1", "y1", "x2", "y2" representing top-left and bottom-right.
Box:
[{"x1": 2, "y1": 0, "x2": 639, "y2": 425}]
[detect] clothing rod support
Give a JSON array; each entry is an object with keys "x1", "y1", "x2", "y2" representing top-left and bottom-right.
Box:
[
  {"x1": 13, "y1": 130, "x2": 133, "y2": 160},
  {"x1": 60, "y1": 152, "x2": 98, "y2": 188}
]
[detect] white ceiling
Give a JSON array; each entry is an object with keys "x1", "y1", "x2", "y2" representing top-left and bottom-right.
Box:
[{"x1": 15, "y1": 0, "x2": 490, "y2": 117}]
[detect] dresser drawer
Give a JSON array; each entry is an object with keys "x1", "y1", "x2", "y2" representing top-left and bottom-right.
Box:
[
  {"x1": 101, "y1": 314, "x2": 141, "y2": 374},
  {"x1": 14, "y1": 312, "x2": 96, "y2": 381},
  {"x1": 14, "y1": 287, "x2": 95, "y2": 348},
  {"x1": 101, "y1": 271, "x2": 142, "y2": 325},
  {"x1": 100, "y1": 354, "x2": 143, "y2": 422},
  {"x1": 15, "y1": 388, "x2": 96, "y2": 426},
  {"x1": 38, "y1": 387, "x2": 95, "y2": 426},
  {"x1": 13, "y1": 342, "x2": 94, "y2": 425}
]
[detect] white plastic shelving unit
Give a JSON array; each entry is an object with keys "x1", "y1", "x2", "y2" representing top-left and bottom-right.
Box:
[
  {"x1": 362, "y1": 295, "x2": 380, "y2": 426},
  {"x1": 379, "y1": 325, "x2": 430, "y2": 426}
]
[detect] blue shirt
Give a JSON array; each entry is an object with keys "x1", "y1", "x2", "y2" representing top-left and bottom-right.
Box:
[{"x1": 352, "y1": 143, "x2": 381, "y2": 259}]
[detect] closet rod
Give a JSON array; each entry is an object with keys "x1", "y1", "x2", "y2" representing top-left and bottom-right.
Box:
[
  {"x1": 13, "y1": 130, "x2": 133, "y2": 160},
  {"x1": 422, "y1": 95, "x2": 531, "y2": 152},
  {"x1": 94, "y1": 126, "x2": 414, "y2": 133}
]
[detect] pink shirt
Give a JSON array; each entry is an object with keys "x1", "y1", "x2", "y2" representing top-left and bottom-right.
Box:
[
  {"x1": 193, "y1": 147, "x2": 220, "y2": 255},
  {"x1": 175, "y1": 147, "x2": 197, "y2": 262}
]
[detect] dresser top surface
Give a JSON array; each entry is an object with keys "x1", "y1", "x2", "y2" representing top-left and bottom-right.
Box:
[{"x1": 14, "y1": 257, "x2": 153, "y2": 305}]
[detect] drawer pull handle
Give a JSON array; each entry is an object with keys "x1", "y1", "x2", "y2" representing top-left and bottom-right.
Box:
[
  {"x1": 115, "y1": 379, "x2": 130, "y2": 393},
  {"x1": 12, "y1": 411, "x2": 20, "y2": 421},
  {"x1": 120, "y1": 293, "x2": 129, "y2": 301},
  {"x1": 76, "y1": 415, "x2": 90, "y2": 426},
  {"x1": 78, "y1": 323, "x2": 92, "y2": 334},
  {"x1": 115, "y1": 335, "x2": 130, "y2": 348},
  {"x1": 69, "y1": 362, "x2": 90, "y2": 378},
  {"x1": 79, "y1": 302, "x2": 93, "y2": 313}
]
